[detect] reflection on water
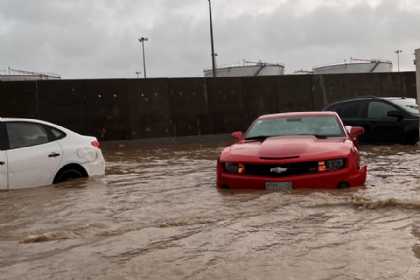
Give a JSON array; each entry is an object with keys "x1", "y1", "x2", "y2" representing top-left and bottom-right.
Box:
[{"x1": 1, "y1": 139, "x2": 420, "y2": 279}]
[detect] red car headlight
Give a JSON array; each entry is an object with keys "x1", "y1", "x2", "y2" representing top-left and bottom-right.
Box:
[
  {"x1": 319, "y1": 159, "x2": 346, "y2": 172},
  {"x1": 224, "y1": 162, "x2": 246, "y2": 174}
]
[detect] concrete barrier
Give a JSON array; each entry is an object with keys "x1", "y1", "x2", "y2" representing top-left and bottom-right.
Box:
[{"x1": 0, "y1": 72, "x2": 416, "y2": 141}]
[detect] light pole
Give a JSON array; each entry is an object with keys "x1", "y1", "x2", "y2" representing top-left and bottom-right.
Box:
[
  {"x1": 138, "y1": 37, "x2": 149, "y2": 79},
  {"x1": 207, "y1": 0, "x2": 217, "y2": 77},
  {"x1": 395, "y1": 49, "x2": 403, "y2": 72}
]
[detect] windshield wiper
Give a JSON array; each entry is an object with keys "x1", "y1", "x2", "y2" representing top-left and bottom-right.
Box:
[
  {"x1": 244, "y1": 135, "x2": 270, "y2": 141},
  {"x1": 245, "y1": 134, "x2": 332, "y2": 141},
  {"x1": 292, "y1": 134, "x2": 329, "y2": 139}
]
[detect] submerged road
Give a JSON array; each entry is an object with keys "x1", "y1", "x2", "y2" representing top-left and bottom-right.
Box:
[{"x1": 1, "y1": 137, "x2": 420, "y2": 279}]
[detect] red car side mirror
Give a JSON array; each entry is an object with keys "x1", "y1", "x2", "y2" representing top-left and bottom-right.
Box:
[
  {"x1": 348, "y1": 126, "x2": 364, "y2": 143},
  {"x1": 231, "y1": 131, "x2": 244, "y2": 141}
]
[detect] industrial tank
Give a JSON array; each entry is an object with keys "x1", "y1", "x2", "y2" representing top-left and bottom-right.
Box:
[
  {"x1": 313, "y1": 59, "x2": 392, "y2": 74},
  {"x1": 204, "y1": 62, "x2": 285, "y2": 77},
  {"x1": 0, "y1": 67, "x2": 61, "y2": 81}
]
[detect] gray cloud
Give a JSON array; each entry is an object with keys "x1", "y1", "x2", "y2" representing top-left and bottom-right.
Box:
[{"x1": 0, "y1": 0, "x2": 419, "y2": 78}]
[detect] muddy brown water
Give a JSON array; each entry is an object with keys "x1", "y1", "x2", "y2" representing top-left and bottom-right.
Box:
[{"x1": 1, "y1": 137, "x2": 420, "y2": 280}]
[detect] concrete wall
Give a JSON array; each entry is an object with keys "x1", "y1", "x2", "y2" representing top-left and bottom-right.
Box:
[{"x1": 0, "y1": 72, "x2": 416, "y2": 141}]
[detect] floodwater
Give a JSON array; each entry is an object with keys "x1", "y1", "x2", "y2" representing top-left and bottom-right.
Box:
[{"x1": 1, "y1": 137, "x2": 420, "y2": 280}]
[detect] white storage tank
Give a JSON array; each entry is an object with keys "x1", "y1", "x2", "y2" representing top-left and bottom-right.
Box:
[
  {"x1": 204, "y1": 62, "x2": 285, "y2": 77},
  {"x1": 0, "y1": 67, "x2": 61, "y2": 81},
  {"x1": 313, "y1": 59, "x2": 392, "y2": 75}
]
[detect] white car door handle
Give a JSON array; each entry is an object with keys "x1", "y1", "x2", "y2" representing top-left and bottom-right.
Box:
[
  {"x1": 0, "y1": 161, "x2": 4, "y2": 165},
  {"x1": 48, "y1": 153, "x2": 61, "y2": 158}
]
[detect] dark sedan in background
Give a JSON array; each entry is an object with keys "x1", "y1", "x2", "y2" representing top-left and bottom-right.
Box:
[{"x1": 324, "y1": 97, "x2": 419, "y2": 144}]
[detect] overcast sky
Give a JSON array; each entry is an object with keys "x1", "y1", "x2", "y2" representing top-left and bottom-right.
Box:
[{"x1": 1, "y1": 0, "x2": 419, "y2": 78}]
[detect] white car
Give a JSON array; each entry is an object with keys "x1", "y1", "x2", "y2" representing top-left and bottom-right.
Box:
[{"x1": 0, "y1": 118, "x2": 105, "y2": 190}]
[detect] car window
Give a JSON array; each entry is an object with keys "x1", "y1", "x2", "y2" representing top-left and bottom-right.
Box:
[
  {"x1": 387, "y1": 98, "x2": 419, "y2": 115},
  {"x1": 0, "y1": 123, "x2": 7, "y2": 150},
  {"x1": 368, "y1": 101, "x2": 397, "y2": 119},
  {"x1": 334, "y1": 101, "x2": 365, "y2": 119},
  {"x1": 6, "y1": 122, "x2": 50, "y2": 149},
  {"x1": 45, "y1": 126, "x2": 66, "y2": 141},
  {"x1": 246, "y1": 116, "x2": 345, "y2": 138}
]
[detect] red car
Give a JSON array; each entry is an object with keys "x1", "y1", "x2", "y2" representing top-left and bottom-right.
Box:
[{"x1": 217, "y1": 112, "x2": 367, "y2": 190}]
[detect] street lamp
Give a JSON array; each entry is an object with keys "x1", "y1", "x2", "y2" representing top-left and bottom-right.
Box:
[
  {"x1": 207, "y1": 0, "x2": 217, "y2": 77},
  {"x1": 138, "y1": 37, "x2": 149, "y2": 79},
  {"x1": 395, "y1": 49, "x2": 403, "y2": 72}
]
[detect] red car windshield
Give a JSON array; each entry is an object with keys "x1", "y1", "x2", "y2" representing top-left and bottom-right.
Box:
[{"x1": 245, "y1": 115, "x2": 345, "y2": 139}]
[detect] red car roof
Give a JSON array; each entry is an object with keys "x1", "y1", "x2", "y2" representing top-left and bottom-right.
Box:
[{"x1": 258, "y1": 111, "x2": 339, "y2": 120}]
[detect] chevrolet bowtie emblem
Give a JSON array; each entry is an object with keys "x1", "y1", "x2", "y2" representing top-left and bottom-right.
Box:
[{"x1": 270, "y1": 167, "x2": 288, "y2": 173}]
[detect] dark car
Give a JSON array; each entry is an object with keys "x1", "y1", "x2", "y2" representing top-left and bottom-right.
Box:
[{"x1": 323, "y1": 97, "x2": 419, "y2": 144}]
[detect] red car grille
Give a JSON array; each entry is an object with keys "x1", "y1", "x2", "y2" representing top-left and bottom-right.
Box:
[{"x1": 244, "y1": 162, "x2": 319, "y2": 177}]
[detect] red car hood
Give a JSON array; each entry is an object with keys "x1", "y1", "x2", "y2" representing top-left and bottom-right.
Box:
[{"x1": 222, "y1": 136, "x2": 353, "y2": 162}]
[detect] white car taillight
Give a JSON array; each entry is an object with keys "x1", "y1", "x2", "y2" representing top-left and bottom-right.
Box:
[{"x1": 91, "y1": 140, "x2": 101, "y2": 149}]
